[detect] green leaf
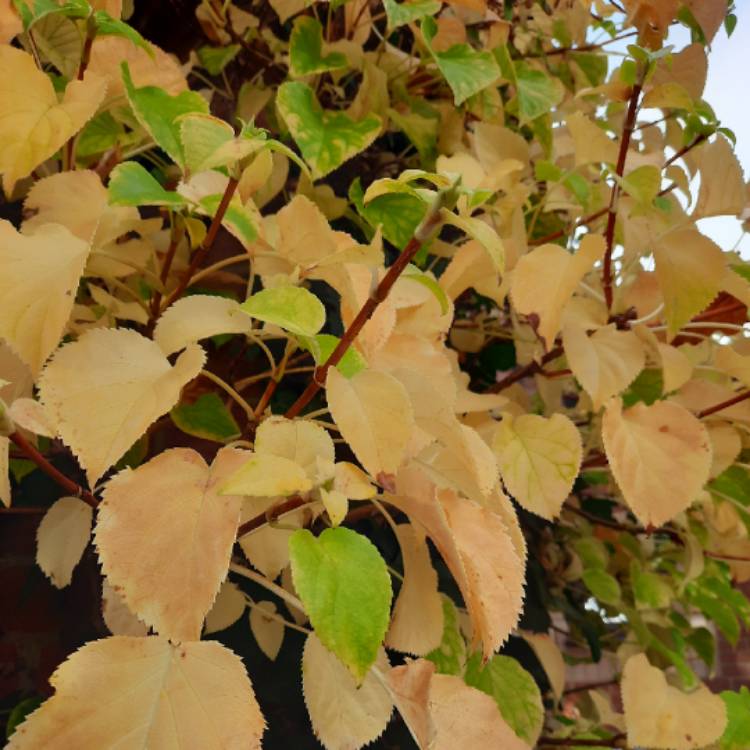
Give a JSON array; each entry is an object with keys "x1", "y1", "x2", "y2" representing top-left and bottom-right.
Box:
[
  {"x1": 289, "y1": 16, "x2": 347, "y2": 77},
  {"x1": 76, "y1": 111, "x2": 125, "y2": 158},
  {"x1": 709, "y1": 466, "x2": 750, "y2": 509},
  {"x1": 108, "y1": 162, "x2": 186, "y2": 207},
  {"x1": 582, "y1": 568, "x2": 621, "y2": 605},
  {"x1": 197, "y1": 44, "x2": 241, "y2": 75},
  {"x1": 422, "y1": 16, "x2": 501, "y2": 106},
  {"x1": 383, "y1": 0, "x2": 440, "y2": 29},
  {"x1": 298, "y1": 333, "x2": 367, "y2": 378},
  {"x1": 122, "y1": 62, "x2": 209, "y2": 169},
  {"x1": 721, "y1": 686, "x2": 750, "y2": 750},
  {"x1": 387, "y1": 106, "x2": 438, "y2": 162},
  {"x1": 513, "y1": 61, "x2": 564, "y2": 123},
  {"x1": 425, "y1": 596, "x2": 465, "y2": 675},
  {"x1": 350, "y1": 177, "x2": 428, "y2": 249},
  {"x1": 93, "y1": 11, "x2": 152, "y2": 55},
  {"x1": 13, "y1": 0, "x2": 89, "y2": 29},
  {"x1": 170, "y1": 393, "x2": 241, "y2": 443},
  {"x1": 621, "y1": 165, "x2": 661, "y2": 206},
  {"x1": 276, "y1": 82, "x2": 381, "y2": 178},
  {"x1": 240, "y1": 286, "x2": 326, "y2": 337},
  {"x1": 194, "y1": 192, "x2": 257, "y2": 247},
  {"x1": 633, "y1": 569, "x2": 672, "y2": 609},
  {"x1": 179, "y1": 114, "x2": 234, "y2": 175},
  {"x1": 465, "y1": 653, "x2": 544, "y2": 745},
  {"x1": 289, "y1": 527, "x2": 392, "y2": 682},
  {"x1": 573, "y1": 536, "x2": 609, "y2": 569},
  {"x1": 622, "y1": 368, "x2": 664, "y2": 405}
]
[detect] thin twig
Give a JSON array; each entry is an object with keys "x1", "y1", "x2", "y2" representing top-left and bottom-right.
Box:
[
  {"x1": 8, "y1": 432, "x2": 98, "y2": 508},
  {"x1": 161, "y1": 177, "x2": 239, "y2": 311},
  {"x1": 489, "y1": 346, "x2": 564, "y2": 393},
  {"x1": 285, "y1": 199, "x2": 443, "y2": 418},
  {"x1": 603, "y1": 75, "x2": 644, "y2": 310},
  {"x1": 697, "y1": 390, "x2": 750, "y2": 419}
]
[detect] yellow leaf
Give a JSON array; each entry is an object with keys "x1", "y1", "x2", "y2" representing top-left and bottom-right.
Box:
[
  {"x1": 386, "y1": 524, "x2": 444, "y2": 656},
  {"x1": 88, "y1": 35, "x2": 187, "y2": 100},
  {"x1": 0, "y1": 0, "x2": 21, "y2": 43},
  {"x1": 566, "y1": 111, "x2": 618, "y2": 166},
  {"x1": 387, "y1": 659, "x2": 437, "y2": 750},
  {"x1": 563, "y1": 324, "x2": 646, "y2": 409},
  {"x1": 0, "y1": 45, "x2": 106, "y2": 191},
  {"x1": 706, "y1": 422, "x2": 741, "y2": 479},
  {"x1": 249, "y1": 601, "x2": 285, "y2": 660},
  {"x1": 255, "y1": 416, "x2": 335, "y2": 485},
  {"x1": 602, "y1": 398, "x2": 712, "y2": 527},
  {"x1": 204, "y1": 581, "x2": 247, "y2": 635},
  {"x1": 621, "y1": 653, "x2": 726, "y2": 750},
  {"x1": 38, "y1": 329, "x2": 205, "y2": 488},
  {"x1": 334, "y1": 461, "x2": 375, "y2": 500},
  {"x1": 154, "y1": 295, "x2": 254, "y2": 355},
  {"x1": 650, "y1": 43, "x2": 707, "y2": 100},
  {"x1": 320, "y1": 487, "x2": 348, "y2": 526},
  {"x1": 0, "y1": 221, "x2": 89, "y2": 374},
  {"x1": 691, "y1": 135, "x2": 745, "y2": 219},
  {"x1": 96, "y1": 447, "x2": 247, "y2": 642},
  {"x1": 101, "y1": 579, "x2": 148, "y2": 636},
  {"x1": 493, "y1": 413, "x2": 582, "y2": 520},
  {"x1": 7, "y1": 636, "x2": 265, "y2": 749},
  {"x1": 520, "y1": 632, "x2": 565, "y2": 702},
  {"x1": 653, "y1": 228, "x2": 725, "y2": 338},
  {"x1": 429, "y1": 673, "x2": 530, "y2": 750},
  {"x1": 8, "y1": 398, "x2": 57, "y2": 438},
  {"x1": 221, "y1": 453, "x2": 312, "y2": 497},
  {"x1": 715, "y1": 344, "x2": 750, "y2": 388},
  {"x1": 327, "y1": 367, "x2": 415, "y2": 479},
  {"x1": 36, "y1": 497, "x2": 93, "y2": 589},
  {"x1": 302, "y1": 632, "x2": 393, "y2": 750},
  {"x1": 511, "y1": 234, "x2": 605, "y2": 348},
  {"x1": 23, "y1": 170, "x2": 118, "y2": 246},
  {"x1": 391, "y1": 469, "x2": 525, "y2": 660}
]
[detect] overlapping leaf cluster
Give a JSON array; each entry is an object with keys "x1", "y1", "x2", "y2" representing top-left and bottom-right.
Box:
[{"x1": 1, "y1": 0, "x2": 749, "y2": 748}]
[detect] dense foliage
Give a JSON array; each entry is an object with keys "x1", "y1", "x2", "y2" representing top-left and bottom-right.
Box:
[{"x1": 1, "y1": 0, "x2": 750, "y2": 747}]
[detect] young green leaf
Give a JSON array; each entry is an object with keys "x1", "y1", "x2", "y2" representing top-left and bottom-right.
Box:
[
  {"x1": 122, "y1": 62, "x2": 208, "y2": 169},
  {"x1": 240, "y1": 285, "x2": 326, "y2": 337},
  {"x1": 108, "y1": 162, "x2": 186, "y2": 207},
  {"x1": 277, "y1": 81, "x2": 382, "y2": 178},
  {"x1": 289, "y1": 527, "x2": 392, "y2": 682},
  {"x1": 289, "y1": 16, "x2": 347, "y2": 77},
  {"x1": 422, "y1": 17, "x2": 501, "y2": 105}
]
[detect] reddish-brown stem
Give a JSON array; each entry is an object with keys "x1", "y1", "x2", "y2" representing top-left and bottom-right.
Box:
[
  {"x1": 236, "y1": 495, "x2": 307, "y2": 539},
  {"x1": 697, "y1": 390, "x2": 750, "y2": 419},
  {"x1": 285, "y1": 229, "x2": 429, "y2": 418},
  {"x1": 664, "y1": 134, "x2": 708, "y2": 168},
  {"x1": 603, "y1": 78, "x2": 643, "y2": 310},
  {"x1": 0, "y1": 507, "x2": 46, "y2": 515},
  {"x1": 489, "y1": 346, "x2": 564, "y2": 393},
  {"x1": 253, "y1": 378, "x2": 278, "y2": 420},
  {"x1": 8, "y1": 432, "x2": 98, "y2": 509},
  {"x1": 538, "y1": 736, "x2": 626, "y2": 748},
  {"x1": 563, "y1": 678, "x2": 619, "y2": 695},
  {"x1": 161, "y1": 176, "x2": 239, "y2": 311},
  {"x1": 148, "y1": 221, "x2": 184, "y2": 327},
  {"x1": 64, "y1": 17, "x2": 97, "y2": 170},
  {"x1": 530, "y1": 207, "x2": 608, "y2": 247},
  {"x1": 566, "y1": 505, "x2": 683, "y2": 544}
]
